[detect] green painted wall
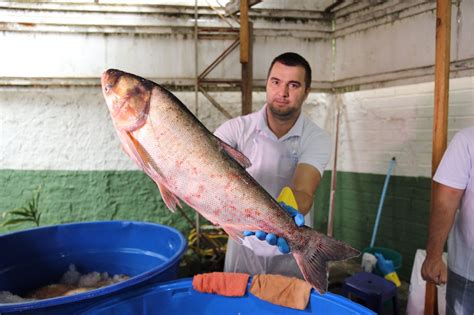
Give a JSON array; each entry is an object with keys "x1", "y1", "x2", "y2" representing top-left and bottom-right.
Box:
[
  {"x1": 314, "y1": 171, "x2": 431, "y2": 280},
  {"x1": 0, "y1": 170, "x2": 194, "y2": 235},
  {"x1": 0, "y1": 169, "x2": 430, "y2": 280}
]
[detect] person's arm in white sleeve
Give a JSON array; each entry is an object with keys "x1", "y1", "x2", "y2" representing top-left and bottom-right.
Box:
[{"x1": 214, "y1": 119, "x2": 240, "y2": 148}]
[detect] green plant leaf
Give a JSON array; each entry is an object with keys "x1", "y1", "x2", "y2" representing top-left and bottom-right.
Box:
[
  {"x1": 1, "y1": 186, "x2": 43, "y2": 228},
  {"x1": 1, "y1": 218, "x2": 36, "y2": 227},
  {"x1": 5, "y1": 209, "x2": 29, "y2": 216}
]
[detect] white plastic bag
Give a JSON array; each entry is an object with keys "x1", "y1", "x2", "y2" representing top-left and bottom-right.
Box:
[
  {"x1": 241, "y1": 235, "x2": 283, "y2": 257},
  {"x1": 406, "y1": 249, "x2": 447, "y2": 315}
]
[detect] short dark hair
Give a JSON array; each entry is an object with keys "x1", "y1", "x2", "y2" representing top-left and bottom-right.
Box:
[{"x1": 267, "y1": 52, "x2": 312, "y2": 90}]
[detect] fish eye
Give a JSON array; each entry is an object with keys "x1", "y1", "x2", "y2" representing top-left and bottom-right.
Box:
[{"x1": 104, "y1": 85, "x2": 111, "y2": 93}]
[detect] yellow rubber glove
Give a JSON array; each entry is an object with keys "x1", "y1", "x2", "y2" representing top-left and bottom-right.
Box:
[{"x1": 277, "y1": 186, "x2": 299, "y2": 210}]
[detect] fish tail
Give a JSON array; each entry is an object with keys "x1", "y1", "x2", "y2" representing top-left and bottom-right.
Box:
[{"x1": 292, "y1": 229, "x2": 360, "y2": 293}]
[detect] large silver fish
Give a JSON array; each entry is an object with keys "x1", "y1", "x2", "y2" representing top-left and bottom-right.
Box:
[{"x1": 101, "y1": 69, "x2": 359, "y2": 293}]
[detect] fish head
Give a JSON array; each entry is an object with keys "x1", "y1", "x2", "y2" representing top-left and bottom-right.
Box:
[{"x1": 101, "y1": 69, "x2": 153, "y2": 131}]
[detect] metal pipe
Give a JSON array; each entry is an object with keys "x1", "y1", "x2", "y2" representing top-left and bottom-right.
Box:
[
  {"x1": 198, "y1": 86, "x2": 233, "y2": 119},
  {"x1": 198, "y1": 39, "x2": 240, "y2": 80}
]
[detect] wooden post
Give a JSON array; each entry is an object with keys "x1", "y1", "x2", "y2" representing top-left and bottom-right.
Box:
[
  {"x1": 240, "y1": 0, "x2": 253, "y2": 115},
  {"x1": 240, "y1": 0, "x2": 249, "y2": 63},
  {"x1": 425, "y1": 0, "x2": 451, "y2": 314}
]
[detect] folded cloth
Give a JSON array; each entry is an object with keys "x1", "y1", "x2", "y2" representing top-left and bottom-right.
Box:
[
  {"x1": 250, "y1": 274, "x2": 312, "y2": 310},
  {"x1": 192, "y1": 272, "x2": 249, "y2": 297}
]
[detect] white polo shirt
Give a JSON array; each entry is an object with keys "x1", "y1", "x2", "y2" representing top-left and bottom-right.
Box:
[
  {"x1": 433, "y1": 126, "x2": 474, "y2": 281},
  {"x1": 214, "y1": 105, "x2": 331, "y2": 275},
  {"x1": 214, "y1": 105, "x2": 331, "y2": 207}
]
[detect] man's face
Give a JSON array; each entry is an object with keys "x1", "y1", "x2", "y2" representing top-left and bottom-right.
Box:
[{"x1": 266, "y1": 62, "x2": 309, "y2": 120}]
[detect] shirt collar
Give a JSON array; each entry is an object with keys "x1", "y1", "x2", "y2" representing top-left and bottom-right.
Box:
[{"x1": 257, "y1": 104, "x2": 304, "y2": 141}]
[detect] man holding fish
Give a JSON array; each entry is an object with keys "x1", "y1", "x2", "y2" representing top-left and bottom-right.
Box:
[
  {"x1": 102, "y1": 52, "x2": 358, "y2": 293},
  {"x1": 215, "y1": 52, "x2": 332, "y2": 279}
]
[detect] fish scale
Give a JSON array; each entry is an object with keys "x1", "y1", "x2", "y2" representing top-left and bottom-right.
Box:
[{"x1": 102, "y1": 69, "x2": 360, "y2": 293}]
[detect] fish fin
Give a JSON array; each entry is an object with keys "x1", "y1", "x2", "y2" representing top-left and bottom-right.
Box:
[
  {"x1": 118, "y1": 130, "x2": 178, "y2": 214},
  {"x1": 118, "y1": 130, "x2": 166, "y2": 181},
  {"x1": 117, "y1": 130, "x2": 147, "y2": 170},
  {"x1": 117, "y1": 131, "x2": 155, "y2": 171},
  {"x1": 217, "y1": 139, "x2": 252, "y2": 169},
  {"x1": 117, "y1": 129, "x2": 181, "y2": 214},
  {"x1": 157, "y1": 183, "x2": 181, "y2": 213},
  {"x1": 292, "y1": 228, "x2": 360, "y2": 294}
]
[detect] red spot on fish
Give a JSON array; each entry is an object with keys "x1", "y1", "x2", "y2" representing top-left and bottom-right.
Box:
[
  {"x1": 244, "y1": 208, "x2": 253, "y2": 218},
  {"x1": 224, "y1": 173, "x2": 241, "y2": 191},
  {"x1": 221, "y1": 205, "x2": 237, "y2": 221},
  {"x1": 191, "y1": 185, "x2": 205, "y2": 199}
]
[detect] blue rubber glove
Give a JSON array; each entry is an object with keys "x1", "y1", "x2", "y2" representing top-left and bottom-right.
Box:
[
  {"x1": 243, "y1": 202, "x2": 305, "y2": 254},
  {"x1": 278, "y1": 202, "x2": 305, "y2": 227},
  {"x1": 374, "y1": 252, "x2": 395, "y2": 275}
]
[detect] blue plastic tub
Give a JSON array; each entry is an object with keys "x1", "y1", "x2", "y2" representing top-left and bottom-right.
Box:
[
  {"x1": 78, "y1": 278, "x2": 376, "y2": 315},
  {"x1": 0, "y1": 221, "x2": 186, "y2": 314}
]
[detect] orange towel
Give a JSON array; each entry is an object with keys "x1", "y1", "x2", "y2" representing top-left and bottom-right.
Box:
[
  {"x1": 192, "y1": 272, "x2": 249, "y2": 297},
  {"x1": 250, "y1": 274, "x2": 312, "y2": 310}
]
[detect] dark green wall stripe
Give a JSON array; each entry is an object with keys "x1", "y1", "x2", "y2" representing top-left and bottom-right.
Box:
[
  {"x1": 314, "y1": 171, "x2": 431, "y2": 280},
  {"x1": 0, "y1": 170, "x2": 194, "y2": 235}
]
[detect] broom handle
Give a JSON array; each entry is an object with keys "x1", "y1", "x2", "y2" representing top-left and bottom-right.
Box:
[{"x1": 370, "y1": 157, "x2": 396, "y2": 248}]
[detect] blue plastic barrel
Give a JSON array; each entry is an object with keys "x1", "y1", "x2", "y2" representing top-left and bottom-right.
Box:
[
  {"x1": 78, "y1": 278, "x2": 376, "y2": 315},
  {"x1": 0, "y1": 221, "x2": 186, "y2": 314}
]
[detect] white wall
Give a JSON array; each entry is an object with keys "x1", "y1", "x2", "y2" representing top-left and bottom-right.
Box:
[
  {"x1": 0, "y1": 2, "x2": 332, "y2": 88},
  {"x1": 1, "y1": 1, "x2": 473, "y2": 176},
  {"x1": 332, "y1": 0, "x2": 474, "y2": 89},
  {"x1": 0, "y1": 88, "x2": 247, "y2": 171},
  {"x1": 2, "y1": 77, "x2": 472, "y2": 175},
  {"x1": 336, "y1": 76, "x2": 474, "y2": 177},
  {"x1": 2, "y1": 1, "x2": 472, "y2": 91}
]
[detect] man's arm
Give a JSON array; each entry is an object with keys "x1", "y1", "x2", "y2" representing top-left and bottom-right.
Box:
[
  {"x1": 421, "y1": 182, "x2": 463, "y2": 284},
  {"x1": 291, "y1": 163, "x2": 322, "y2": 215},
  {"x1": 243, "y1": 163, "x2": 321, "y2": 253}
]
